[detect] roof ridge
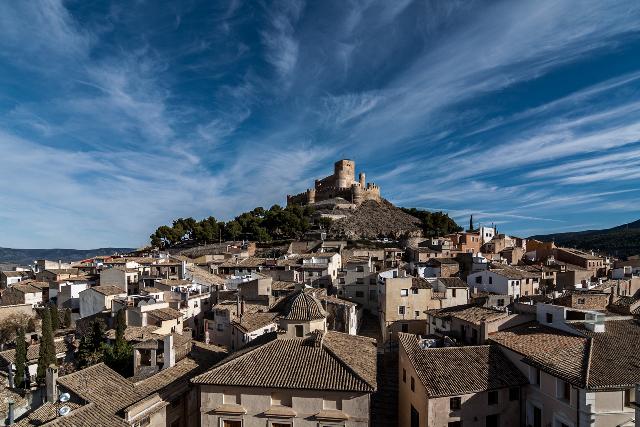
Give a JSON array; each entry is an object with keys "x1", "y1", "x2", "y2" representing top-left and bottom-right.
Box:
[
  {"x1": 321, "y1": 334, "x2": 375, "y2": 390},
  {"x1": 583, "y1": 337, "x2": 593, "y2": 389}
]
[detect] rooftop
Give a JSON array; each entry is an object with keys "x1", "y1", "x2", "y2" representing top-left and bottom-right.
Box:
[
  {"x1": 192, "y1": 331, "x2": 376, "y2": 392},
  {"x1": 87, "y1": 285, "x2": 126, "y2": 296},
  {"x1": 426, "y1": 304, "x2": 509, "y2": 325},
  {"x1": 272, "y1": 290, "x2": 327, "y2": 321},
  {"x1": 398, "y1": 334, "x2": 527, "y2": 397}
]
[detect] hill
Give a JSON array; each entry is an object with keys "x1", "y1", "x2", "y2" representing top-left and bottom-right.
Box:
[
  {"x1": 530, "y1": 219, "x2": 640, "y2": 258},
  {"x1": 0, "y1": 247, "x2": 134, "y2": 267}
]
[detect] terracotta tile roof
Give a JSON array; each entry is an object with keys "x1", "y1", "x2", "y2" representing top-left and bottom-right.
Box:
[
  {"x1": 232, "y1": 312, "x2": 279, "y2": 333},
  {"x1": 192, "y1": 331, "x2": 376, "y2": 392},
  {"x1": 271, "y1": 280, "x2": 296, "y2": 291},
  {"x1": 427, "y1": 304, "x2": 509, "y2": 325},
  {"x1": 437, "y1": 277, "x2": 468, "y2": 288},
  {"x1": 186, "y1": 265, "x2": 225, "y2": 286},
  {"x1": 491, "y1": 266, "x2": 539, "y2": 280},
  {"x1": 399, "y1": 334, "x2": 527, "y2": 397},
  {"x1": 569, "y1": 319, "x2": 640, "y2": 390},
  {"x1": 490, "y1": 323, "x2": 589, "y2": 386},
  {"x1": 147, "y1": 307, "x2": 183, "y2": 321},
  {"x1": 15, "y1": 401, "x2": 83, "y2": 426},
  {"x1": 219, "y1": 257, "x2": 267, "y2": 268},
  {"x1": 271, "y1": 290, "x2": 327, "y2": 321},
  {"x1": 0, "y1": 339, "x2": 70, "y2": 366},
  {"x1": 412, "y1": 277, "x2": 432, "y2": 289},
  {"x1": 88, "y1": 285, "x2": 126, "y2": 296}
]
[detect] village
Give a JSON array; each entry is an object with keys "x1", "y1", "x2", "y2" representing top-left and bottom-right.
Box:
[{"x1": 0, "y1": 159, "x2": 638, "y2": 427}]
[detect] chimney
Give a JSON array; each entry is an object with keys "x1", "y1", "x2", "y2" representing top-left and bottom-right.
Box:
[
  {"x1": 241, "y1": 297, "x2": 245, "y2": 317},
  {"x1": 8, "y1": 363, "x2": 14, "y2": 389},
  {"x1": 7, "y1": 400, "x2": 14, "y2": 425},
  {"x1": 46, "y1": 364, "x2": 58, "y2": 403},
  {"x1": 163, "y1": 335, "x2": 175, "y2": 369},
  {"x1": 236, "y1": 294, "x2": 241, "y2": 317},
  {"x1": 58, "y1": 260, "x2": 62, "y2": 269}
]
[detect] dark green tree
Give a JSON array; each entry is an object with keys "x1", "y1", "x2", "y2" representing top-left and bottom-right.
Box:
[
  {"x1": 63, "y1": 309, "x2": 72, "y2": 329},
  {"x1": 469, "y1": 215, "x2": 474, "y2": 232},
  {"x1": 36, "y1": 309, "x2": 56, "y2": 383},
  {"x1": 77, "y1": 320, "x2": 105, "y2": 368},
  {"x1": 49, "y1": 304, "x2": 59, "y2": 331},
  {"x1": 104, "y1": 310, "x2": 133, "y2": 377},
  {"x1": 27, "y1": 317, "x2": 36, "y2": 333},
  {"x1": 14, "y1": 328, "x2": 27, "y2": 389}
]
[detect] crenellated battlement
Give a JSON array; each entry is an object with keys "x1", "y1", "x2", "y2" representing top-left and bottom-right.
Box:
[{"x1": 287, "y1": 159, "x2": 382, "y2": 206}]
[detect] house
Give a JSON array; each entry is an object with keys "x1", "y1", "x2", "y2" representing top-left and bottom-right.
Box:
[
  {"x1": 0, "y1": 282, "x2": 48, "y2": 307},
  {"x1": 491, "y1": 305, "x2": 640, "y2": 427},
  {"x1": 78, "y1": 285, "x2": 127, "y2": 318},
  {"x1": 100, "y1": 267, "x2": 139, "y2": 294},
  {"x1": 555, "y1": 248, "x2": 604, "y2": 275},
  {"x1": 0, "y1": 270, "x2": 32, "y2": 289},
  {"x1": 378, "y1": 274, "x2": 469, "y2": 342},
  {"x1": 230, "y1": 311, "x2": 279, "y2": 350},
  {"x1": 335, "y1": 256, "x2": 378, "y2": 311},
  {"x1": 426, "y1": 304, "x2": 533, "y2": 345},
  {"x1": 14, "y1": 341, "x2": 225, "y2": 427},
  {"x1": 467, "y1": 266, "x2": 540, "y2": 299},
  {"x1": 0, "y1": 338, "x2": 72, "y2": 385},
  {"x1": 398, "y1": 333, "x2": 527, "y2": 427},
  {"x1": 414, "y1": 258, "x2": 460, "y2": 279},
  {"x1": 56, "y1": 277, "x2": 90, "y2": 311},
  {"x1": 192, "y1": 330, "x2": 377, "y2": 427}
]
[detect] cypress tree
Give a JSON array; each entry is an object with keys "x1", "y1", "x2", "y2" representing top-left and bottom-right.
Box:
[
  {"x1": 49, "y1": 304, "x2": 59, "y2": 331},
  {"x1": 105, "y1": 309, "x2": 133, "y2": 377},
  {"x1": 63, "y1": 309, "x2": 72, "y2": 329},
  {"x1": 15, "y1": 328, "x2": 27, "y2": 389},
  {"x1": 469, "y1": 215, "x2": 474, "y2": 232},
  {"x1": 36, "y1": 309, "x2": 56, "y2": 383}
]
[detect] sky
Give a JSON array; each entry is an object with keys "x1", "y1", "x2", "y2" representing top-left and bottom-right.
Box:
[{"x1": 1, "y1": 0, "x2": 640, "y2": 249}]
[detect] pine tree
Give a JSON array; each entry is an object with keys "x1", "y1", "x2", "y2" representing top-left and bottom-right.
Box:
[
  {"x1": 49, "y1": 304, "x2": 59, "y2": 331},
  {"x1": 36, "y1": 309, "x2": 56, "y2": 383},
  {"x1": 14, "y1": 328, "x2": 27, "y2": 389}
]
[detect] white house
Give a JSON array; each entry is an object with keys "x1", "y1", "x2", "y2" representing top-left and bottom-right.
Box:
[{"x1": 467, "y1": 267, "x2": 540, "y2": 299}]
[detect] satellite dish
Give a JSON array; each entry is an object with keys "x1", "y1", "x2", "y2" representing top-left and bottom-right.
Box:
[
  {"x1": 59, "y1": 393, "x2": 71, "y2": 403},
  {"x1": 58, "y1": 406, "x2": 71, "y2": 416}
]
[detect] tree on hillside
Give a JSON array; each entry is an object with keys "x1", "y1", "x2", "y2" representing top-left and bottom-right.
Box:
[
  {"x1": 401, "y1": 208, "x2": 462, "y2": 237},
  {"x1": 36, "y1": 309, "x2": 56, "y2": 383},
  {"x1": 15, "y1": 327, "x2": 27, "y2": 389},
  {"x1": 469, "y1": 215, "x2": 475, "y2": 232}
]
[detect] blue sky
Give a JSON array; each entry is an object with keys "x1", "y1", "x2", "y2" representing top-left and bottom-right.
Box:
[{"x1": 1, "y1": 0, "x2": 640, "y2": 249}]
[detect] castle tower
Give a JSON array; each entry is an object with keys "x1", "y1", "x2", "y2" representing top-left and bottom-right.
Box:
[
  {"x1": 359, "y1": 172, "x2": 366, "y2": 187},
  {"x1": 334, "y1": 159, "x2": 355, "y2": 188}
]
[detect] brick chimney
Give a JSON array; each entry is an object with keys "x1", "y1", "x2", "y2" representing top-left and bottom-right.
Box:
[
  {"x1": 46, "y1": 364, "x2": 58, "y2": 403},
  {"x1": 7, "y1": 400, "x2": 14, "y2": 425}
]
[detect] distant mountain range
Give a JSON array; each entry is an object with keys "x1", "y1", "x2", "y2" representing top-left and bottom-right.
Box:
[
  {"x1": 0, "y1": 247, "x2": 135, "y2": 267},
  {"x1": 530, "y1": 219, "x2": 640, "y2": 258}
]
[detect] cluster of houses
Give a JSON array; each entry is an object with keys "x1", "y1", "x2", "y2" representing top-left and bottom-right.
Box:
[{"x1": 1, "y1": 160, "x2": 639, "y2": 426}]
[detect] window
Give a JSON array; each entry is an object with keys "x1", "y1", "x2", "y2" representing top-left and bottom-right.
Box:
[
  {"x1": 222, "y1": 421, "x2": 241, "y2": 427},
  {"x1": 577, "y1": 298, "x2": 585, "y2": 304},
  {"x1": 452, "y1": 289, "x2": 457, "y2": 297},
  {"x1": 488, "y1": 390, "x2": 498, "y2": 405},
  {"x1": 403, "y1": 368, "x2": 406, "y2": 383},
  {"x1": 410, "y1": 377, "x2": 415, "y2": 392},
  {"x1": 557, "y1": 380, "x2": 571, "y2": 401},
  {"x1": 486, "y1": 414, "x2": 499, "y2": 427},
  {"x1": 401, "y1": 323, "x2": 409, "y2": 333},
  {"x1": 509, "y1": 387, "x2": 519, "y2": 401},
  {"x1": 295, "y1": 325, "x2": 304, "y2": 337},
  {"x1": 411, "y1": 288, "x2": 419, "y2": 294},
  {"x1": 400, "y1": 289, "x2": 409, "y2": 297},
  {"x1": 489, "y1": 276, "x2": 493, "y2": 284},
  {"x1": 398, "y1": 306, "x2": 406, "y2": 315},
  {"x1": 546, "y1": 313, "x2": 553, "y2": 324},
  {"x1": 414, "y1": 310, "x2": 420, "y2": 318},
  {"x1": 356, "y1": 266, "x2": 364, "y2": 272},
  {"x1": 624, "y1": 388, "x2": 634, "y2": 408},
  {"x1": 410, "y1": 405, "x2": 419, "y2": 427},
  {"x1": 531, "y1": 367, "x2": 541, "y2": 386},
  {"x1": 356, "y1": 278, "x2": 364, "y2": 284},
  {"x1": 450, "y1": 396, "x2": 461, "y2": 410},
  {"x1": 355, "y1": 291, "x2": 364, "y2": 298},
  {"x1": 217, "y1": 323, "x2": 224, "y2": 331},
  {"x1": 497, "y1": 299, "x2": 505, "y2": 307},
  {"x1": 475, "y1": 276, "x2": 482, "y2": 284},
  {"x1": 448, "y1": 421, "x2": 461, "y2": 427}
]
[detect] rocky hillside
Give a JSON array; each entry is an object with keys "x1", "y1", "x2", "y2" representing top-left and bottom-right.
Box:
[
  {"x1": 530, "y1": 219, "x2": 640, "y2": 258},
  {"x1": 325, "y1": 199, "x2": 423, "y2": 239}
]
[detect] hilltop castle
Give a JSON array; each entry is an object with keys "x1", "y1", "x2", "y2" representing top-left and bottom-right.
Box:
[{"x1": 287, "y1": 159, "x2": 381, "y2": 206}]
